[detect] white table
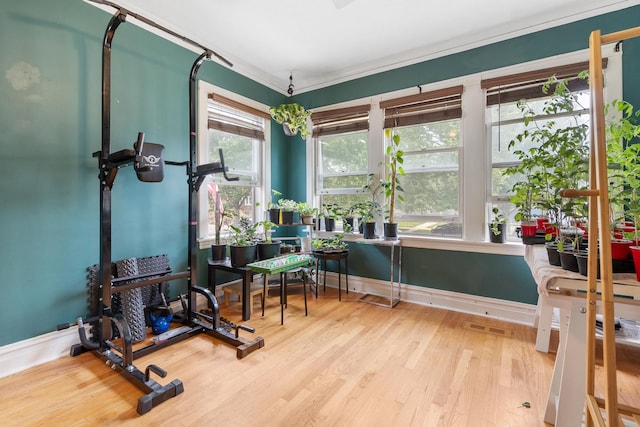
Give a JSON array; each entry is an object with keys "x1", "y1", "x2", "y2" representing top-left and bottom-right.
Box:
[
  {"x1": 525, "y1": 245, "x2": 640, "y2": 426},
  {"x1": 355, "y1": 238, "x2": 402, "y2": 308}
]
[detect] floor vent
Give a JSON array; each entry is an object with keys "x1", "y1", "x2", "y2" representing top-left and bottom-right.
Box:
[{"x1": 463, "y1": 321, "x2": 512, "y2": 337}]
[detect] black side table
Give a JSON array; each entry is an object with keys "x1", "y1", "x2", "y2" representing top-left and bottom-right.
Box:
[
  {"x1": 312, "y1": 250, "x2": 349, "y2": 301},
  {"x1": 207, "y1": 258, "x2": 256, "y2": 321}
]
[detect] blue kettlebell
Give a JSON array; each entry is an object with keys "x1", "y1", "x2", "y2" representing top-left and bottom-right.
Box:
[{"x1": 150, "y1": 313, "x2": 173, "y2": 335}]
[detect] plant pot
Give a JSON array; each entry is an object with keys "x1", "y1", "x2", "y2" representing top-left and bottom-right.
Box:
[
  {"x1": 575, "y1": 251, "x2": 600, "y2": 278},
  {"x1": 611, "y1": 239, "x2": 633, "y2": 260},
  {"x1": 545, "y1": 242, "x2": 561, "y2": 266},
  {"x1": 520, "y1": 222, "x2": 539, "y2": 245},
  {"x1": 229, "y1": 244, "x2": 257, "y2": 267},
  {"x1": 384, "y1": 222, "x2": 398, "y2": 240},
  {"x1": 363, "y1": 222, "x2": 377, "y2": 239},
  {"x1": 325, "y1": 218, "x2": 336, "y2": 232},
  {"x1": 257, "y1": 241, "x2": 281, "y2": 260},
  {"x1": 558, "y1": 249, "x2": 579, "y2": 272},
  {"x1": 269, "y1": 208, "x2": 281, "y2": 224},
  {"x1": 536, "y1": 218, "x2": 549, "y2": 230},
  {"x1": 210, "y1": 244, "x2": 227, "y2": 261},
  {"x1": 281, "y1": 210, "x2": 294, "y2": 225},
  {"x1": 630, "y1": 246, "x2": 640, "y2": 281},
  {"x1": 283, "y1": 122, "x2": 297, "y2": 136},
  {"x1": 301, "y1": 214, "x2": 314, "y2": 225},
  {"x1": 489, "y1": 223, "x2": 506, "y2": 243}
]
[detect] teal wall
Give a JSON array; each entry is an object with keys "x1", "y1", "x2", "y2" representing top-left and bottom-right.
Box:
[
  {"x1": 0, "y1": 0, "x2": 287, "y2": 346},
  {"x1": 293, "y1": 6, "x2": 640, "y2": 305},
  {"x1": 1, "y1": 0, "x2": 638, "y2": 346}
]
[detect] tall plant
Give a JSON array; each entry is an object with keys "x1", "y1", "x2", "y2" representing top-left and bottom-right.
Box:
[
  {"x1": 607, "y1": 99, "x2": 640, "y2": 241},
  {"x1": 381, "y1": 128, "x2": 405, "y2": 223},
  {"x1": 503, "y1": 73, "x2": 590, "y2": 235}
]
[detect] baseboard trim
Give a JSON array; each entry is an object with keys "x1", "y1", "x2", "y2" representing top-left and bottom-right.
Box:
[
  {"x1": 326, "y1": 273, "x2": 537, "y2": 326},
  {"x1": 0, "y1": 274, "x2": 537, "y2": 379},
  {"x1": 0, "y1": 326, "x2": 81, "y2": 379}
]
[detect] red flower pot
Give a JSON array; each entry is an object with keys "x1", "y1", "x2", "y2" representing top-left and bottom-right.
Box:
[
  {"x1": 610, "y1": 239, "x2": 633, "y2": 260},
  {"x1": 630, "y1": 246, "x2": 640, "y2": 281}
]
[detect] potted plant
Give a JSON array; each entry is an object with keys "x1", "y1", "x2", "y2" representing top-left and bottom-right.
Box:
[
  {"x1": 268, "y1": 189, "x2": 282, "y2": 224},
  {"x1": 489, "y1": 207, "x2": 507, "y2": 243},
  {"x1": 256, "y1": 220, "x2": 281, "y2": 260},
  {"x1": 503, "y1": 74, "x2": 590, "y2": 245},
  {"x1": 606, "y1": 99, "x2": 640, "y2": 274},
  {"x1": 228, "y1": 218, "x2": 258, "y2": 267},
  {"x1": 324, "y1": 234, "x2": 348, "y2": 252},
  {"x1": 269, "y1": 103, "x2": 312, "y2": 140},
  {"x1": 380, "y1": 129, "x2": 405, "y2": 240},
  {"x1": 297, "y1": 202, "x2": 317, "y2": 225},
  {"x1": 210, "y1": 191, "x2": 234, "y2": 261},
  {"x1": 321, "y1": 203, "x2": 345, "y2": 232},
  {"x1": 351, "y1": 201, "x2": 382, "y2": 239},
  {"x1": 277, "y1": 198, "x2": 298, "y2": 224}
]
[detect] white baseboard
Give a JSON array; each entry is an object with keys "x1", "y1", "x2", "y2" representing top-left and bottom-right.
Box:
[
  {"x1": 329, "y1": 272, "x2": 538, "y2": 326},
  {"x1": 0, "y1": 326, "x2": 82, "y2": 379},
  {"x1": 0, "y1": 274, "x2": 537, "y2": 379}
]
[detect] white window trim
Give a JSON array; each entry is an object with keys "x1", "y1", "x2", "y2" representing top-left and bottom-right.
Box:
[
  {"x1": 196, "y1": 80, "x2": 271, "y2": 248},
  {"x1": 308, "y1": 46, "x2": 622, "y2": 255}
]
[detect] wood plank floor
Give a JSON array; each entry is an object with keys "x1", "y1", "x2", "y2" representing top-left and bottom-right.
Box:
[{"x1": 1, "y1": 286, "x2": 638, "y2": 426}]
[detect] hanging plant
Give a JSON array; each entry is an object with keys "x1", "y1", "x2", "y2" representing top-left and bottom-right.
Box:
[{"x1": 269, "y1": 103, "x2": 312, "y2": 139}]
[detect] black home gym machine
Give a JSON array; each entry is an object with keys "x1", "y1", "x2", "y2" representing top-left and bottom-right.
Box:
[{"x1": 64, "y1": 1, "x2": 264, "y2": 415}]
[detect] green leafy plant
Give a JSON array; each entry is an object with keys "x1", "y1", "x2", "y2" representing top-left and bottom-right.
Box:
[
  {"x1": 269, "y1": 189, "x2": 282, "y2": 209},
  {"x1": 269, "y1": 103, "x2": 312, "y2": 139},
  {"x1": 606, "y1": 99, "x2": 640, "y2": 241},
  {"x1": 322, "y1": 203, "x2": 347, "y2": 220},
  {"x1": 503, "y1": 73, "x2": 590, "y2": 233},
  {"x1": 381, "y1": 129, "x2": 405, "y2": 223},
  {"x1": 257, "y1": 220, "x2": 278, "y2": 243},
  {"x1": 229, "y1": 218, "x2": 258, "y2": 246},
  {"x1": 490, "y1": 207, "x2": 507, "y2": 236},
  {"x1": 296, "y1": 202, "x2": 317, "y2": 217},
  {"x1": 277, "y1": 198, "x2": 299, "y2": 212}
]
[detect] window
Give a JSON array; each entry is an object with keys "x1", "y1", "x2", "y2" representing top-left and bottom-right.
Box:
[
  {"x1": 308, "y1": 47, "x2": 621, "y2": 248},
  {"x1": 380, "y1": 86, "x2": 463, "y2": 238},
  {"x1": 312, "y1": 105, "x2": 370, "y2": 226},
  {"x1": 483, "y1": 61, "x2": 605, "y2": 240},
  {"x1": 197, "y1": 83, "x2": 270, "y2": 242}
]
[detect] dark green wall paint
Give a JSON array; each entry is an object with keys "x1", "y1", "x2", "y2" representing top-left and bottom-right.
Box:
[
  {"x1": 1, "y1": 0, "x2": 637, "y2": 346},
  {"x1": 0, "y1": 0, "x2": 285, "y2": 346}
]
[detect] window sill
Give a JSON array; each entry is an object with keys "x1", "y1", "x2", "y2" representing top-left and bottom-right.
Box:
[{"x1": 317, "y1": 231, "x2": 525, "y2": 256}]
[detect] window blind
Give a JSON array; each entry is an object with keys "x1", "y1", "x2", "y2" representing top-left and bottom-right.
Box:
[
  {"x1": 482, "y1": 59, "x2": 608, "y2": 106},
  {"x1": 311, "y1": 104, "x2": 370, "y2": 137},
  {"x1": 379, "y1": 85, "x2": 463, "y2": 128},
  {"x1": 208, "y1": 93, "x2": 267, "y2": 140}
]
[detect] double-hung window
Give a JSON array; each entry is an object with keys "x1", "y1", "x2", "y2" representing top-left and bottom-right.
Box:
[
  {"x1": 380, "y1": 86, "x2": 464, "y2": 238},
  {"x1": 483, "y1": 61, "x2": 606, "y2": 239},
  {"x1": 312, "y1": 105, "x2": 371, "y2": 223},
  {"x1": 197, "y1": 84, "x2": 269, "y2": 242}
]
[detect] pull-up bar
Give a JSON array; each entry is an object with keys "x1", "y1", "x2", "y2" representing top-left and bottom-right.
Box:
[{"x1": 86, "y1": 0, "x2": 233, "y2": 67}]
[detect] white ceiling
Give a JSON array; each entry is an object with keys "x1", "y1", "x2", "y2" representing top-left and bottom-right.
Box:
[{"x1": 87, "y1": 0, "x2": 639, "y2": 95}]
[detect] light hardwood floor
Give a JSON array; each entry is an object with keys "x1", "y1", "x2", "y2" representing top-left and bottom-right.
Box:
[{"x1": 1, "y1": 287, "x2": 638, "y2": 426}]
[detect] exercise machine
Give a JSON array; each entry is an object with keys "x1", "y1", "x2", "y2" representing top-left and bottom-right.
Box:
[{"x1": 63, "y1": 2, "x2": 264, "y2": 415}]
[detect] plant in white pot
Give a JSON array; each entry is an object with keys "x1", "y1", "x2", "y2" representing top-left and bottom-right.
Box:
[{"x1": 269, "y1": 103, "x2": 312, "y2": 140}]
